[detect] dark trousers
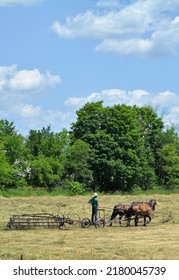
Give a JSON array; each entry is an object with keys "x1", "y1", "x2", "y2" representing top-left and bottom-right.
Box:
[{"x1": 91, "y1": 206, "x2": 98, "y2": 223}]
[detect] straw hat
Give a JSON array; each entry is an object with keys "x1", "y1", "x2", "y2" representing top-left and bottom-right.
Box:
[{"x1": 93, "y1": 192, "x2": 98, "y2": 197}]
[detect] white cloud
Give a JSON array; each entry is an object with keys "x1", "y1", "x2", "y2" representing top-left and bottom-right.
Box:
[
  {"x1": 0, "y1": 65, "x2": 61, "y2": 95},
  {"x1": 9, "y1": 69, "x2": 61, "y2": 91},
  {"x1": 4, "y1": 103, "x2": 72, "y2": 135},
  {"x1": 95, "y1": 38, "x2": 153, "y2": 56},
  {"x1": 0, "y1": 65, "x2": 66, "y2": 135},
  {"x1": 65, "y1": 88, "x2": 179, "y2": 108},
  {"x1": 162, "y1": 106, "x2": 179, "y2": 127},
  {"x1": 0, "y1": 77, "x2": 7, "y2": 91},
  {"x1": 51, "y1": 8, "x2": 152, "y2": 39},
  {"x1": 151, "y1": 91, "x2": 179, "y2": 107},
  {"x1": 65, "y1": 89, "x2": 150, "y2": 107},
  {"x1": 1, "y1": 86, "x2": 179, "y2": 135},
  {"x1": 0, "y1": 64, "x2": 17, "y2": 76},
  {"x1": 51, "y1": 0, "x2": 179, "y2": 57},
  {"x1": 64, "y1": 88, "x2": 179, "y2": 127},
  {"x1": 14, "y1": 104, "x2": 42, "y2": 118},
  {"x1": 0, "y1": 0, "x2": 43, "y2": 6}
]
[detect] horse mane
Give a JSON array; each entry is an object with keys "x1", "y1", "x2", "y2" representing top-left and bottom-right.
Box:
[
  {"x1": 132, "y1": 199, "x2": 156, "y2": 206},
  {"x1": 132, "y1": 201, "x2": 144, "y2": 205},
  {"x1": 114, "y1": 204, "x2": 122, "y2": 208}
]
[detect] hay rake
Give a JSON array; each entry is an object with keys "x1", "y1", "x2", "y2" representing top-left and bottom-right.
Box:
[{"x1": 5, "y1": 213, "x2": 75, "y2": 230}]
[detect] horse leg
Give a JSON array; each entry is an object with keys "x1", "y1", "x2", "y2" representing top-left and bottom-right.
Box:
[
  {"x1": 147, "y1": 215, "x2": 151, "y2": 224},
  {"x1": 126, "y1": 217, "x2": 131, "y2": 227},
  {"x1": 119, "y1": 215, "x2": 122, "y2": 225},
  {"x1": 135, "y1": 215, "x2": 138, "y2": 226},
  {"x1": 109, "y1": 212, "x2": 118, "y2": 227},
  {"x1": 143, "y1": 216, "x2": 146, "y2": 226}
]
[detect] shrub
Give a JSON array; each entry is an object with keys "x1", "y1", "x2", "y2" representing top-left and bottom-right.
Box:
[{"x1": 66, "y1": 180, "x2": 85, "y2": 195}]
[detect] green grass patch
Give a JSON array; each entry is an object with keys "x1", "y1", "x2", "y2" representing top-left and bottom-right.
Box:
[{"x1": 0, "y1": 184, "x2": 179, "y2": 198}]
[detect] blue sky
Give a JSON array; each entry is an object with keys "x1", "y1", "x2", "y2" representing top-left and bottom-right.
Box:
[{"x1": 0, "y1": 0, "x2": 179, "y2": 136}]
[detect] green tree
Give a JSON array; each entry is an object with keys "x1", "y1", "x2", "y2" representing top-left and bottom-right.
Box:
[
  {"x1": 25, "y1": 127, "x2": 69, "y2": 189},
  {"x1": 135, "y1": 106, "x2": 164, "y2": 171},
  {"x1": 156, "y1": 128, "x2": 179, "y2": 186},
  {"x1": 157, "y1": 143, "x2": 179, "y2": 186},
  {"x1": 0, "y1": 119, "x2": 27, "y2": 188},
  {"x1": 0, "y1": 142, "x2": 14, "y2": 188},
  {"x1": 26, "y1": 126, "x2": 69, "y2": 158},
  {"x1": 106, "y1": 105, "x2": 156, "y2": 191},
  {"x1": 0, "y1": 119, "x2": 26, "y2": 164},
  {"x1": 71, "y1": 102, "x2": 157, "y2": 192},
  {"x1": 27, "y1": 155, "x2": 63, "y2": 189},
  {"x1": 64, "y1": 139, "x2": 93, "y2": 186}
]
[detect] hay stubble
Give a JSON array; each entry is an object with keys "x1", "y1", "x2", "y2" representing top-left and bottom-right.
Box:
[{"x1": 0, "y1": 194, "x2": 178, "y2": 260}]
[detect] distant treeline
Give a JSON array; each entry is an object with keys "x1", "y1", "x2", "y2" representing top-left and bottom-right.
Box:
[{"x1": 1, "y1": 101, "x2": 179, "y2": 194}]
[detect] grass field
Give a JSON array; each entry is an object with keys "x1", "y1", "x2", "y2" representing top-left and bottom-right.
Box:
[{"x1": 0, "y1": 194, "x2": 179, "y2": 260}]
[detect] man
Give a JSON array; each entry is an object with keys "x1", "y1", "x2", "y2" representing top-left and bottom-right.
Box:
[{"x1": 88, "y1": 193, "x2": 98, "y2": 223}]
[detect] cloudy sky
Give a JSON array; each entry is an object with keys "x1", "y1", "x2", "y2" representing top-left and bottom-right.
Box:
[{"x1": 0, "y1": 0, "x2": 179, "y2": 135}]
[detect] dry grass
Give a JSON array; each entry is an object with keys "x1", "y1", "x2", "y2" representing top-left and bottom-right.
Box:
[{"x1": 0, "y1": 194, "x2": 179, "y2": 260}]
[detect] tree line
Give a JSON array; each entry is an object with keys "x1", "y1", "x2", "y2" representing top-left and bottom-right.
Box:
[{"x1": 1, "y1": 101, "x2": 179, "y2": 193}]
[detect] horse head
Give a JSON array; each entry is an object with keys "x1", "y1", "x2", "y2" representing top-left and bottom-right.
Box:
[
  {"x1": 148, "y1": 199, "x2": 157, "y2": 211},
  {"x1": 110, "y1": 204, "x2": 129, "y2": 226},
  {"x1": 110, "y1": 204, "x2": 123, "y2": 220}
]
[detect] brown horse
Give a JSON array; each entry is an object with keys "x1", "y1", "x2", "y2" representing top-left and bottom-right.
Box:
[
  {"x1": 126, "y1": 199, "x2": 157, "y2": 227},
  {"x1": 109, "y1": 201, "x2": 145, "y2": 226},
  {"x1": 109, "y1": 204, "x2": 130, "y2": 226}
]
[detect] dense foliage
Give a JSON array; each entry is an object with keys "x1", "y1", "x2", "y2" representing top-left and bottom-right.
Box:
[{"x1": 1, "y1": 102, "x2": 179, "y2": 193}]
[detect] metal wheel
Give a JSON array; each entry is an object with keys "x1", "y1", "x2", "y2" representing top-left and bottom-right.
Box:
[
  {"x1": 81, "y1": 218, "x2": 91, "y2": 228},
  {"x1": 65, "y1": 212, "x2": 81, "y2": 227},
  {"x1": 96, "y1": 217, "x2": 105, "y2": 228},
  {"x1": 52, "y1": 212, "x2": 65, "y2": 219}
]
